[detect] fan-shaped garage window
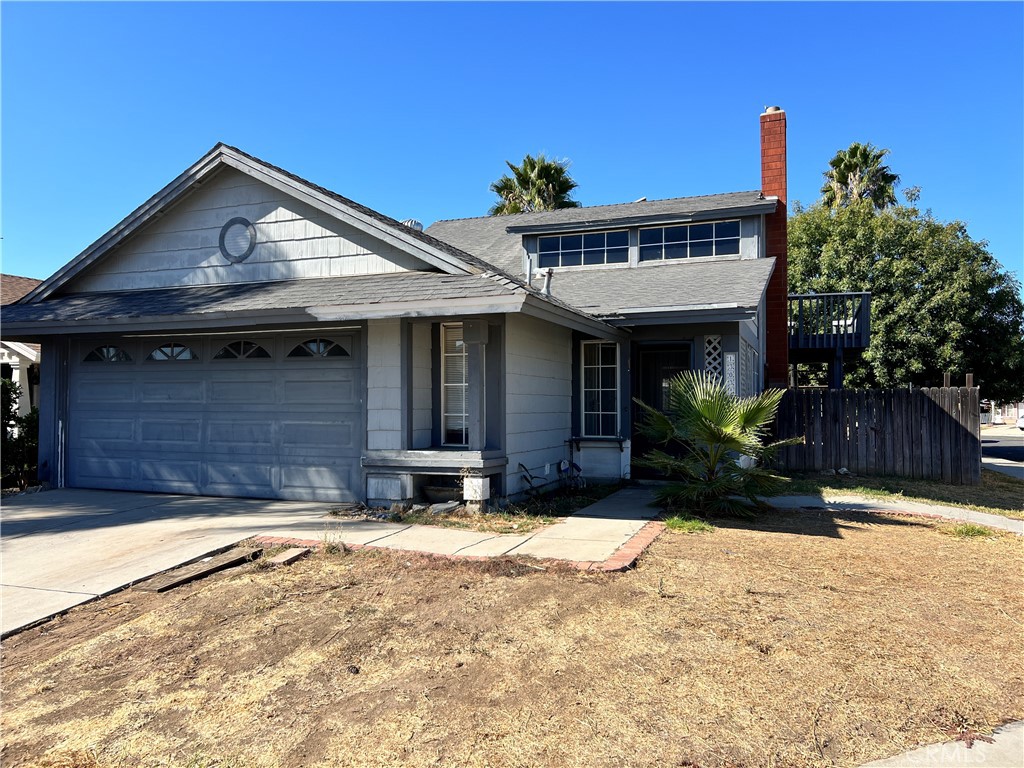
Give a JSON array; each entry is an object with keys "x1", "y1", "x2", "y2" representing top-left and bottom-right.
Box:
[
  {"x1": 287, "y1": 338, "x2": 350, "y2": 358},
  {"x1": 213, "y1": 340, "x2": 271, "y2": 360},
  {"x1": 83, "y1": 345, "x2": 133, "y2": 363},
  {"x1": 146, "y1": 342, "x2": 198, "y2": 361}
]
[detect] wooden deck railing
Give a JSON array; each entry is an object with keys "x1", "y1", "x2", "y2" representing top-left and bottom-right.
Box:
[{"x1": 788, "y1": 292, "x2": 871, "y2": 351}]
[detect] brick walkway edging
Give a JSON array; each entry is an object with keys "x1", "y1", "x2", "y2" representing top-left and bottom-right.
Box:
[{"x1": 252, "y1": 519, "x2": 667, "y2": 573}]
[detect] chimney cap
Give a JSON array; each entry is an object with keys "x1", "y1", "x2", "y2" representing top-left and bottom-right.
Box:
[{"x1": 762, "y1": 105, "x2": 784, "y2": 115}]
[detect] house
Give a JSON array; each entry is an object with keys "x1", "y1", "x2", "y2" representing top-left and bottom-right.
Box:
[
  {"x1": 1, "y1": 274, "x2": 43, "y2": 417},
  {"x1": 1, "y1": 108, "x2": 790, "y2": 504}
]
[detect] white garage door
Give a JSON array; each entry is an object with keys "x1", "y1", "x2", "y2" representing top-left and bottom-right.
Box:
[{"x1": 67, "y1": 333, "x2": 363, "y2": 502}]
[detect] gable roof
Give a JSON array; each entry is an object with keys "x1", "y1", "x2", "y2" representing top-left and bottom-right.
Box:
[
  {"x1": 20, "y1": 144, "x2": 504, "y2": 304},
  {"x1": 1, "y1": 274, "x2": 42, "y2": 305},
  {"x1": 427, "y1": 190, "x2": 776, "y2": 276}
]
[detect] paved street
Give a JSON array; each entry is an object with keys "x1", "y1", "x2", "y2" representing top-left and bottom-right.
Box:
[{"x1": 982, "y1": 424, "x2": 1024, "y2": 479}]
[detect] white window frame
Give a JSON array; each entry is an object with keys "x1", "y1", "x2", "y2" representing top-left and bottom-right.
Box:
[
  {"x1": 581, "y1": 340, "x2": 619, "y2": 438},
  {"x1": 638, "y1": 219, "x2": 742, "y2": 262},
  {"x1": 538, "y1": 229, "x2": 630, "y2": 269},
  {"x1": 441, "y1": 323, "x2": 469, "y2": 447}
]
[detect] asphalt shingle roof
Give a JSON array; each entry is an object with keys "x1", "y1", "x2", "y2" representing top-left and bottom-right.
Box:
[
  {"x1": 1, "y1": 274, "x2": 42, "y2": 305},
  {"x1": 545, "y1": 258, "x2": 776, "y2": 318},
  {"x1": 1, "y1": 272, "x2": 521, "y2": 324},
  {"x1": 426, "y1": 190, "x2": 773, "y2": 277}
]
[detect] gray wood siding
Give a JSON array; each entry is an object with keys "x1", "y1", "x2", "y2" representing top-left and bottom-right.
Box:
[
  {"x1": 410, "y1": 322, "x2": 433, "y2": 449},
  {"x1": 504, "y1": 314, "x2": 572, "y2": 495},
  {"x1": 366, "y1": 319, "x2": 403, "y2": 451},
  {"x1": 67, "y1": 168, "x2": 432, "y2": 293}
]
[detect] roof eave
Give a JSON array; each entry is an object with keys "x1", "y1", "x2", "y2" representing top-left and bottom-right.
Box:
[{"x1": 505, "y1": 200, "x2": 778, "y2": 235}]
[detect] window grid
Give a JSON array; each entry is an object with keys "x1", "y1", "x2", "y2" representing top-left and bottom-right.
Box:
[
  {"x1": 83, "y1": 345, "x2": 132, "y2": 363},
  {"x1": 287, "y1": 338, "x2": 350, "y2": 358},
  {"x1": 581, "y1": 341, "x2": 618, "y2": 437},
  {"x1": 441, "y1": 323, "x2": 468, "y2": 446},
  {"x1": 539, "y1": 230, "x2": 629, "y2": 268},
  {"x1": 639, "y1": 220, "x2": 741, "y2": 262},
  {"x1": 146, "y1": 342, "x2": 198, "y2": 361},
  {"x1": 213, "y1": 340, "x2": 271, "y2": 360}
]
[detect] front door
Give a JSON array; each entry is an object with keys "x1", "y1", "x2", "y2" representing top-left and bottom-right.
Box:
[{"x1": 632, "y1": 344, "x2": 692, "y2": 478}]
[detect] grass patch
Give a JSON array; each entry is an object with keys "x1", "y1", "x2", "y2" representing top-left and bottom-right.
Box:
[
  {"x1": 946, "y1": 522, "x2": 995, "y2": 538},
  {"x1": 664, "y1": 514, "x2": 714, "y2": 533},
  {"x1": 778, "y1": 469, "x2": 1024, "y2": 520}
]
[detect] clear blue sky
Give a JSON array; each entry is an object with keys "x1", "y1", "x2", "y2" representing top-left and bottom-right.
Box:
[{"x1": 2, "y1": 1, "x2": 1022, "y2": 289}]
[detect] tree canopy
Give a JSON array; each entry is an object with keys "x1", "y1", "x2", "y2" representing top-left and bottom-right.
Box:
[
  {"x1": 821, "y1": 142, "x2": 900, "y2": 210},
  {"x1": 789, "y1": 198, "x2": 1024, "y2": 402},
  {"x1": 488, "y1": 154, "x2": 581, "y2": 215}
]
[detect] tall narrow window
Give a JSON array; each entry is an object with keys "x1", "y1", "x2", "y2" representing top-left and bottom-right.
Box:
[
  {"x1": 582, "y1": 341, "x2": 618, "y2": 437},
  {"x1": 441, "y1": 323, "x2": 468, "y2": 446}
]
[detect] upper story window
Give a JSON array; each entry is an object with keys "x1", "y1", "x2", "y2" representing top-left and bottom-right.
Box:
[
  {"x1": 146, "y1": 342, "x2": 198, "y2": 361},
  {"x1": 639, "y1": 220, "x2": 740, "y2": 261},
  {"x1": 213, "y1": 340, "x2": 271, "y2": 360},
  {"x1": 83, "y1": 345, "x2": 132, "y2": 363},
  {"x1": 288, "y1": 338, "x2": 350, "y2": 358},
  {"x1": 539, "y1": 230, "x2": 628, "y2": 268}
]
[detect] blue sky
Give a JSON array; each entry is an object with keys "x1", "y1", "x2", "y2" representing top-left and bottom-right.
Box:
[{"x1": 2, "y1": 1, "x2": 1022, "y2": 289}]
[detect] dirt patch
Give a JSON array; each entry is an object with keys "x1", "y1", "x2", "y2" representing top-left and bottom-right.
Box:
[{"x1": 2, "y1": 510, "x2": 1022, "y2": 768}]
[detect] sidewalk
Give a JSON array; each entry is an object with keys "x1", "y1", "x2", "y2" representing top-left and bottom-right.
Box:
[
  {"x1": 860, "y1": 720, "x2": 1023, "y2": 767},
  {"x1": 771, "y1": 494, "x2": 1023, "y2": 535},
  {"x1": 258, "y1": 486, "x2": 665, "y2": 571}
]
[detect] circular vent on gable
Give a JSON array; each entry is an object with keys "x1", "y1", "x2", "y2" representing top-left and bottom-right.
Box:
[{"x1": 219, "y1": 217, "x2": 257, "y2": 263}]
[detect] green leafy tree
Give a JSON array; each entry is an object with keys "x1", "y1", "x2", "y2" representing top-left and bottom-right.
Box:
[
  {"x1": 789, "y1": 198, "x2": 1024, "y2": 401},
  {"x1": 635, "y1": 371, "x2": 797, "y2": 518},
  {"x1": 1, "y1": 378, "x2": 39, "y2": 490},
  {"x1": 821, "y1": 142, "x2": 900, "y2": 210},
  {"x1": 489, "y1": 153, "x2": 582, "y2": 215}
]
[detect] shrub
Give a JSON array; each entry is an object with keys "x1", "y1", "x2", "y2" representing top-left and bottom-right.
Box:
[
  {"x1": 1, "y1": 379, "x2": 39, "y2": 490},
  {"x1": 635, "y1": 370, "x2": 799, "y2": 517}
]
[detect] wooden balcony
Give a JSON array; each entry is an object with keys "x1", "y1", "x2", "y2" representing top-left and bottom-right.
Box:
[{"x1": 789, "y1": 292, "x2": 871, "y2": 353}]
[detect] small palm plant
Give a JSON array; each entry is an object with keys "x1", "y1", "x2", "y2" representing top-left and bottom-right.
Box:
[{"x1": 635, "y1": 371, "x2": 799, "y2": 517}]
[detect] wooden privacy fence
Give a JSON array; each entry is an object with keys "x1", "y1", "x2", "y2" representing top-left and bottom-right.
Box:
[{"x1": 774, "y1": 387, "x2": 981, "y2": 485}]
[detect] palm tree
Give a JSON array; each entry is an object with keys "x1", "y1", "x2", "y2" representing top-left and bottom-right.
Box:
[
  {"x1": 634, "y1": 371, "x2": 799, "y2": 517},
  {"x1": 821, "y1": 142, "x2": 900, "y2": 210},
  {"x1": 488, "y1": 154, "x2": 582, "y2": 215}
]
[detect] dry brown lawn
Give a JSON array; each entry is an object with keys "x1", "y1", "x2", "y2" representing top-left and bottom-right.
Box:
[{"x1": 2, "y1": 508, "x2": 1022, "y2": 768}]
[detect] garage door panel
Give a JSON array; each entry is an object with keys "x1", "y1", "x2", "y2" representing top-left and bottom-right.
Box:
[
  {"x1": 210, "y1": 378, "x2": 276, "y2": 403},
  {"x1": 77, "y1": 457, "x2": 135, "y2": 483},
  {"x1": 79, "y1": 419, "x2": 136, "y2": 442},
  {"x1": 141, "y1": 380, "x2": 204, "y2": 402},
  {"x1": 69, "y1": 332, "x2": 364, "y2": 501},
  {"x1": 138, "y1": 460, "x2": 201, "y2": 485},
  {"x1": 207, "y1": 421, "x2": 275, "y2": 450},
  {"x1": 140, "y1": 419, "x2": 202, "y2": 444},
  {"x1": 77, "y1": 380, "x2": 135, "y2": 403},
  {"x1": 281, "y1": 375, "x2": 357, "y2": 405},
  {"x1": 280, "y1": 421, "x2": 354, "y2": 450}
]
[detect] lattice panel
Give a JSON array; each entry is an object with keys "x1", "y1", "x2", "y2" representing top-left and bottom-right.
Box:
[
  {"x1": 704, "y1": 335, "x2": 723, "y2": 379},
  {"x1": 725, "y1": 352, "x2": 737, "y2": 395},
  {"x1": 739, "y1": 343, "x2": 750, "y2": 396}
]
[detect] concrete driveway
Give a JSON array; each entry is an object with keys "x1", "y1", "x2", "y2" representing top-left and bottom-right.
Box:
[{"x1": 1, "y1": 489, "x2": 339, "y2": 636}]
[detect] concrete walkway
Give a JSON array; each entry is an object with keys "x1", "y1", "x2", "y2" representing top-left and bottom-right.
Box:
[
  {"x1": 1, "y1": 487, "x2": 663, "y2": 635},
  {"x1": 260, "y1": 486, "x2": 663, "y2": 568},
  {"x1": 771, "y1": 494, "x2": 1023, "y2": 534},
  {"x1": 861, "y1": 720, "x2": 1023, "y2": 767}
]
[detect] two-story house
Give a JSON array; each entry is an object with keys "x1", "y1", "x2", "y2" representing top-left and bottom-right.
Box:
[{"x1": 1, "y1": 108, "x2": 790, "y2": 504}]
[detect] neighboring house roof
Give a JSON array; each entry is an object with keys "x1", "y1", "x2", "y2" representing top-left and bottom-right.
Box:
[
  {"x1": 427, "y1": 191, "x2": 777, "y2": 276},
  {"x1": 544, "y1": 258, "x2": 776, "y2": 321},
  {"x1": 1, "y1": 274, "x2": 42, "y2": 305}
]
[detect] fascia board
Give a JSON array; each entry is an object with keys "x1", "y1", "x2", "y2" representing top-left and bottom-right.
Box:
[{"x1": 505, "y1": 201, "x2": 778, "y2": 235}]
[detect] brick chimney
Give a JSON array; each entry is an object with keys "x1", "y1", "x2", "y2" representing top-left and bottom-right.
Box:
[{"x1": 760, "y1": 106, "x2": 788, "y2": 388}]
